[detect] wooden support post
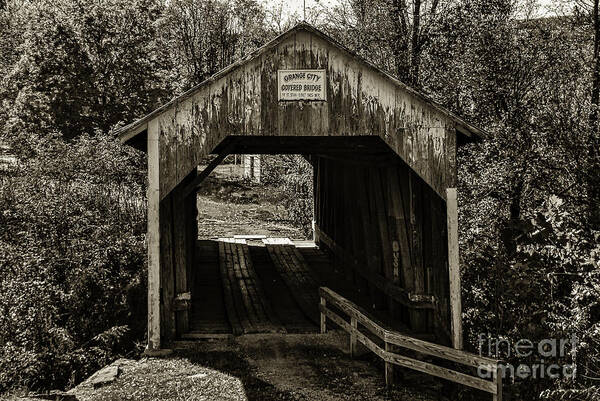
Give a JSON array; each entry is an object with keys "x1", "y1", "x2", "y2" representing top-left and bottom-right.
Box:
[
  {"x1": 320, "y1": 297, "x2": 326, "y2": 333},
  {"x1": 385, "y1": 342, "x2": 394, "y2": 387},
  {"x1": 446, "y1": 187, "x2": 463, "y2": 350},
  {"x1": 350, "y1": 317, "x2": 357, "y2": 357},
  {"x1": 185, "y1": 169, "x2": 198, "y2": 292},
  {"x1": 494, "y1": 365, "x2": 503, "y2": 401},
  {"x1": 159, "y1": 195, "x2": 176, "y2": 343},
  {"x1": 146, "y1": 118, "x2": 161, "y2": 352},
  {"x1": 313, "y1": 157, "x2": 319, "y2": 244},
  {"x1": 173, "y1": 183, "x2": 189, "y2": 336},
  {"x1": 409, "y1": 173, "x2": 426, "y2": 331}
]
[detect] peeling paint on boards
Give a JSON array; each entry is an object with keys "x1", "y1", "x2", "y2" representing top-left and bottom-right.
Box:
[{"x1": 145, "y1": 26, "x2": 458, "y2": 200}]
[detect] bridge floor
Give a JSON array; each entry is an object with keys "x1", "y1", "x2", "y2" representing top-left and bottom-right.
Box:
[{"x1": 187, "y1": 238, "x2": 410, "y2": 339}]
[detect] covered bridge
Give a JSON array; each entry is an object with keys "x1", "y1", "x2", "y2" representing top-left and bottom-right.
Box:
[{"x1": 116, "y1": 22, "x2": 485, "y2": 354}]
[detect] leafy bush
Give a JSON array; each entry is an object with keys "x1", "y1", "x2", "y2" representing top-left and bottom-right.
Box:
[
  {"x1": 0, "y1": 133, "x2": 147, "y2": 392},
  {"x1": 459, "y1": 139, "x2": 600, "y2": 400},
  {"x1": 261, "y1": 155, "x2": 313, "y2": 237}
]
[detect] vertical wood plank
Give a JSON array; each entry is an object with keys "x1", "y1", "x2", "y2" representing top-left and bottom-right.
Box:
[
  {"x1": 313, "y1": 157, "x2": 319, "y2": 243},
  {"x1": 350, "y1": 317, "x2": 357, "y2": 357},
  {"x1": 331, "y1": 161, "x2": 341, "y2": 273},
  {"x1": 320, "y1": 297, "x2": 326, "y2": 333},
  {"x1": 341, "y1": 162, "x2": 356, "y2": 282},
  {"x1": 371, "y1": 167, "x2": 394, "y2": 314},
  {"x1": 147, "y1": 118, "x2": 161, "y2": 351},
  {"x1": 385, "y1": 342, "x2": 394, "y2": 387},
  {"x1": 356, "y1": 167, "x2": 381, "y2": 309},
  {"x1": 366, "y1": 167, "x2": 386, "y2": 309},
  {"x1": 494, "y1": 365, "x2": 503, "y2": 401},
  {"x1": 447, "y1": 187, "x2": 463, "y2": 350},
  {"x1": 410, "y1": 172, "x2": 426, "y2": 331},
  {"x1": 398, "y1": 165, "x2": 415, "y2": 286},
  {"x1": 429, "y1": 192, "x2": 442, "y2": 339},
  {"x1": 446, "y1": 124, "x2": 457, "y2": 188},
  {"x1": 388, "y1": 165, "x2": 413, "y2": 325},
  {"x1": 372, "y1": 168, "x2": 394, "y2": 281},
  {"x1": 347, "y1": 164, "x2": 368, "y2": 294},
  {"x1": 185, "y1": 169, "x2": 198, "y2": 294},
  {"x1": 159, "y1": 195, "x2": 175, "y2": 343},
  {"x1": 422, "y1": 185, "x2": 433, "y2": 330},
  {"x1": 173, "y1": 182, "x2": 189, "y2": 336}
]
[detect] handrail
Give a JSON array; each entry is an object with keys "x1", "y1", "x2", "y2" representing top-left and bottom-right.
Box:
[
  {"x1": 315, "y1": 226, "x2": 436, "y2": 309},
  {"x1": 319, "y1": 287, "x2": 503, "y2": 401}
]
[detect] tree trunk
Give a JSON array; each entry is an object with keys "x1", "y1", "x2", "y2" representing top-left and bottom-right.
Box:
[
  {"x1": 410, "y1": 0, "x2": 421, "y2": 86},
  {"x1": 592, "y1": 0, "x2": 600, "y2": 121},
  {"x1": 500, "y1": 176, "x2": 524, "y2": 257},
  {"x1": 388, "y1": 0, "x2": 410, "y2": 82},
  {"x1": 590, "y1": 0, "x2": 600, "y2": 228}
]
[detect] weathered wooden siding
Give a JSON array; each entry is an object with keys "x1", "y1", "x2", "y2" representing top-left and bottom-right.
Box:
[
  {"x1": 138, "y1": 23, "x2": 467, "y2": 350},
  {"x1": 153, "y1": 27, "x2": 456, "y2": 201},
  {"x1": 158, "y1": 169, "x2": 198, "y2": 345},
  {"x1": 242, "y1": 155, "x2": 262, "y2": 182},
  {"x1": 313, "y1": 155, "x2": 452, "y2": 344}
]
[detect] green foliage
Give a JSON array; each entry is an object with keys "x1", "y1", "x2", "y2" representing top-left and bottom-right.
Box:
[
  {"x1": 161, "y1": 0, "x2": 268, "y2": 91},
  {"x1": 0, "y1": 0, "x2": 598, "y2": 398},
  {"x1": 0, "y1": 133, "x2": 147, "y2": 392},
  {"x1": 1, "y1": 0, "x2": 172, "y2": 139},
  {"x1": 260, "y1": 155, "x2": 314, "y2": 237},
  {"x1": 320, "y1": 1, "x2": 600, "y2": 399},
  {"x1": 0, "y1": 0, "x2": 272, "y2": 393}
]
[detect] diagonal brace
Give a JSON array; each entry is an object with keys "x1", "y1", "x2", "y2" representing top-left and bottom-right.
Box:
[{"x1": 183, "y1": 141, "x2": 237, "y2": 198}]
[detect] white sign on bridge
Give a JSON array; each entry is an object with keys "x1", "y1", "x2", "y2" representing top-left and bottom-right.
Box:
[{"x1": 277, "y1": 70, "x2": 326, "y2": 101}]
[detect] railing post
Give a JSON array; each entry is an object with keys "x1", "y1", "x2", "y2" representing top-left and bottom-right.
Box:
[
  {"x1": 320, "y1": 296, "x2": 326, "y2": 333},
  {"x1": 350, "y1": 317, "x2": 357, "y2": 357},
  {"x1": 385, "y1": 342, "x2": 394, "y2": 387},
  {"x1": 493, "y1": 364, "x2": 503, "y2": 401}
]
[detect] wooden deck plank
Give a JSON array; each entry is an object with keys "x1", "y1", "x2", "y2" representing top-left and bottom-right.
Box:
[
  {"x1": 284, "y1": 246, "x2": 320, "y2": 315},
  {"x1": 236, "y1": 243, "x2": 265, "y2": 322},
  {"x1": 262, "y1": 237, "x2": 294, "y2": 245},
  {"x1": 225, "y1": 242, "x2": 254, "y2": 333},
  {"x1": 217, "y1": 241, "x2": 243, "y2": 335},
  {"x1": 231, "y1": 241, "x2": 260, "y2": 330},
  {"x1": 189, "y1": 241, "x2": 231, "y2": 334},
  {"x1": 216, "y1": 240, "x2": 285, "y2": 334},
  {"x1": 241, "y1": 244, "x2": 285, "y2": 333},
  {"x1": 266, "y1": 244, "x2": 321, "y2": 325}
]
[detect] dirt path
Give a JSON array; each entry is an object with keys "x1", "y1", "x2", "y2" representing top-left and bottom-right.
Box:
[
  {"x1": 195, "y1": 169, "x2": 306, "y2": 239},
  {"x1": 68, "y1": 332, "x2": 446, "y2": 401},
  {"x1": 227, "y1": 332, "x2": 445, "y2": 401},
  {"x1": 197, "y1": 197, "x2": 302, "y2": 239}
]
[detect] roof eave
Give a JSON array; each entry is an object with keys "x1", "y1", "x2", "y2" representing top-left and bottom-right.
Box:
[{"x1": 114, "y1": 21, "x2": 488, "y2": 146}]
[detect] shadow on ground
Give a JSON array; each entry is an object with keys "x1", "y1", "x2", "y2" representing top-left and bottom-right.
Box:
[
  {"x1": 175, "y1": 332, "x2": 451, "y2": 401},
  {"x1": 181, "y1": 350, "x2": 299, "y2": 401}
]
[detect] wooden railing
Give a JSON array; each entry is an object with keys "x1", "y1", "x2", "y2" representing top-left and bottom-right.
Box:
[
  {"x1": 319, "y1": 287, "x2": 503, "y2": 401},
  {"x1": 315, "y1": 225, "x2": 437, "y2": 310}
]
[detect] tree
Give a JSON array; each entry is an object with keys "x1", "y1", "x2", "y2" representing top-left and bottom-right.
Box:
[
  {"x1": 1, "y1": 0, "x2": 172, "y2": 140},
  {"x1": 321, "y1": 0, "x2": 456, "y2": 86},
  {"x1": 3, "y1": 5, "x2": 96, "y2": 139},
  {"x1": 72, "y1": 0, "x2": 173, "y2": 133},
  {"x1": 387, "y1": 0, "x2": 448, "y2": 85},
  {"x1": 588, "y1": 0, "x2": 600, "y2": 227},
  {"x1": 163, "y1": 0, "x2": 267, "y2": 91}
]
